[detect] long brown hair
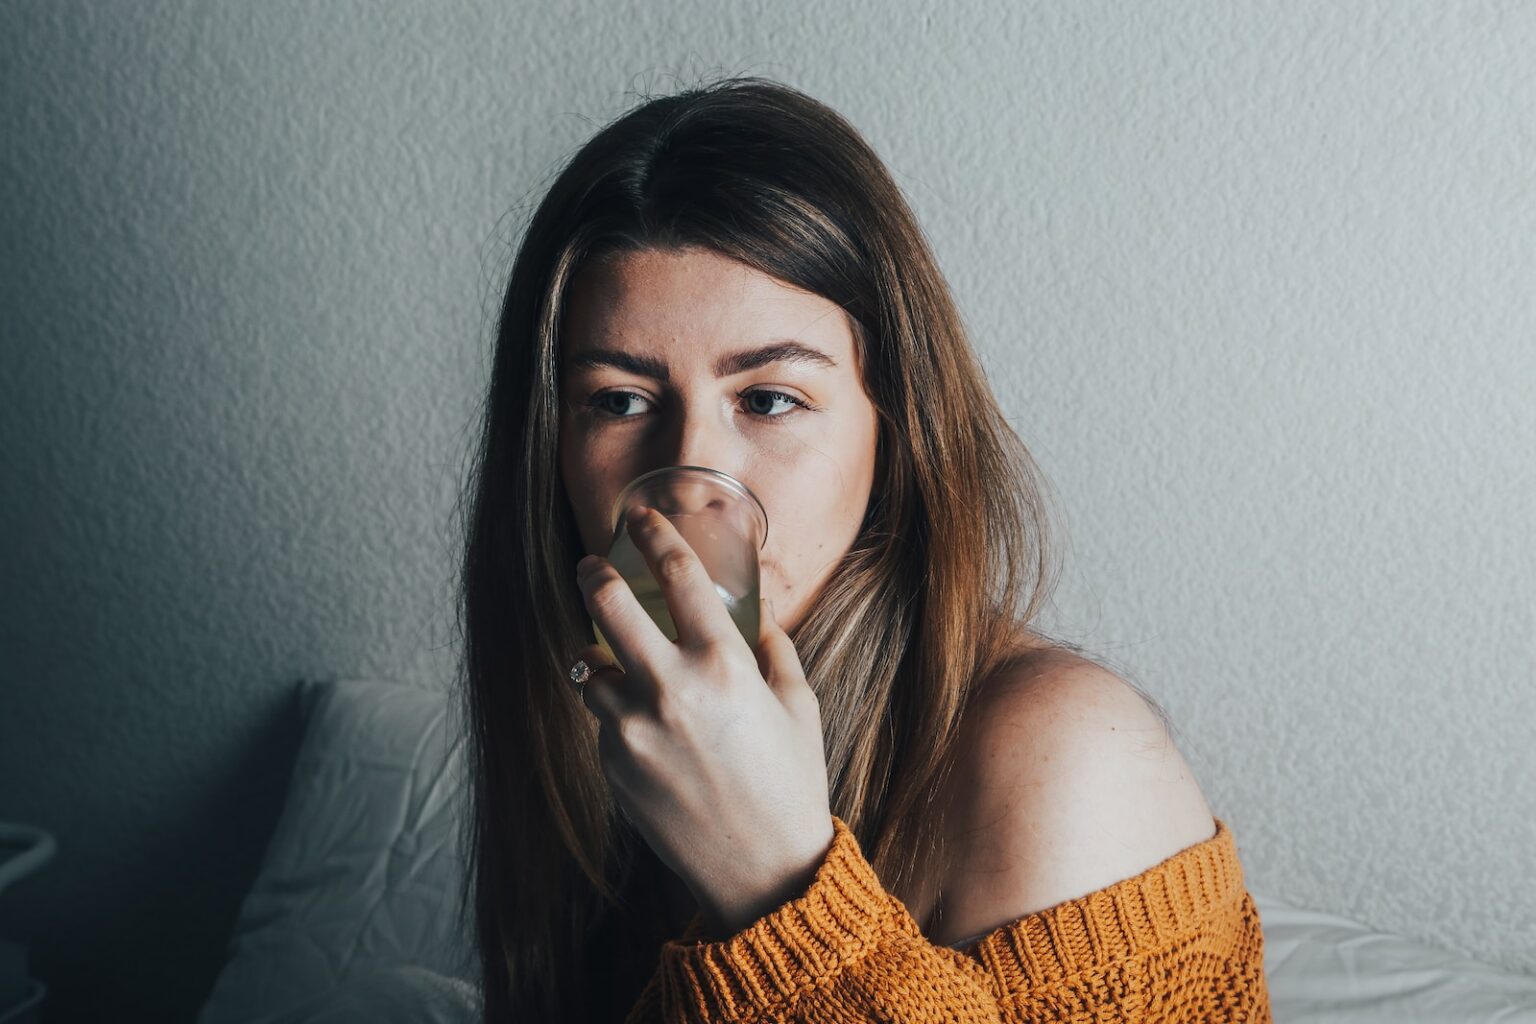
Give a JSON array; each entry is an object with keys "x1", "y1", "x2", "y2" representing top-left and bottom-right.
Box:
[{"x1": 453, "y1": 74, "x2": 1125, "y2": 1023}]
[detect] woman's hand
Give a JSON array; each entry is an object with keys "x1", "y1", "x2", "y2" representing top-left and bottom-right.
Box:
[{"x1": 572, "y1": 504, "x2": 835, "y2": 938}]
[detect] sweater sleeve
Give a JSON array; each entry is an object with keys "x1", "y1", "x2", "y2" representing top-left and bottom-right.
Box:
[{"x1": 622, "y1": 815, "x2": 1271, "y2": 1024}]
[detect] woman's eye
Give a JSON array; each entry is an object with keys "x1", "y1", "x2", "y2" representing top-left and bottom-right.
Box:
[
  {"x1": 740, "y1": 389, "x2": 809, "y2": 418},
  {"x1": 587, "y1": 390, "x2": 648, "y2": 418},
  {"x1": 585, "y1": 389, "x2": 812, "y2": 422}
]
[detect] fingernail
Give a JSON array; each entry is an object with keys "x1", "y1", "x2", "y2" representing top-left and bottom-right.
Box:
[
  {"x1": 577, "y1": 554, "x2": 599, "y2": 575},
  {"x1": 626, "y1": 504, "x2": 649, "y2": 525}
]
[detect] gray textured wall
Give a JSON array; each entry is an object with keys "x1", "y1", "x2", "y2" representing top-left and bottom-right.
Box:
[{"x1": 2, "y1": 1, "x2": 1533, "y2": 1020}]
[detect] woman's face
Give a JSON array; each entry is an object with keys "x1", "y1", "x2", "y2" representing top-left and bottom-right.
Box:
[{"x1": 558, "y1": 246, "x2": 881, "y2": 634}]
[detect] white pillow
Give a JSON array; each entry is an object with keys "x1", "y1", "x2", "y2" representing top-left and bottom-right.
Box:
[{"x1": 196, "y1": 678, "x2": 480, "y2": 1024}]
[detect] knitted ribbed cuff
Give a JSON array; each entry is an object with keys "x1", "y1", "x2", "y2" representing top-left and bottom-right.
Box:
[{"x1": 652, "y1": 814, "x2": 917, "y2": 1022}]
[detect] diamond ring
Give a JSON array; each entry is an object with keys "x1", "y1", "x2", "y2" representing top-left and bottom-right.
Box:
[{"x1": 568, "y1": 659, "x2": 592, "y2": 703}]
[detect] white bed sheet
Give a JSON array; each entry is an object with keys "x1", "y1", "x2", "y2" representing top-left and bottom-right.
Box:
[{"x1": 1253, "y1": 890, "x2": 1536, "y2": 1022}]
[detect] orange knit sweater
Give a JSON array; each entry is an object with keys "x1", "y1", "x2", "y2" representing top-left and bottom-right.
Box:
[{"x1": 623, "y1": 815, "x2": 1271, "y2": 1023}]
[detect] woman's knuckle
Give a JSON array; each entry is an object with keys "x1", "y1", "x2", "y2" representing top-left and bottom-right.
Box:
[
  {"x1": 652, "y1": 687, "x2": 692, "y2": 730},
  {"x1": 613, "y1": 711, "x2": 635, "y2": 743},
  {"x1": 657, "y1": 549, "x2": 695, "y2": 584},
  {"x1": 696, "y1": 646, "x2": 744, "y2": 685},
  {"x1": 587, "y1": 579, "x2": 627, "y2": 614}
]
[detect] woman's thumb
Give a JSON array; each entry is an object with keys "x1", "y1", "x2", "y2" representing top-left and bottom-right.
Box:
[
  {"x1": 755, "y1": 597, "x2": 806, "y2": 695},
  {"x1": 755, "y1": 597, "x2": 779, "y2": 670}
]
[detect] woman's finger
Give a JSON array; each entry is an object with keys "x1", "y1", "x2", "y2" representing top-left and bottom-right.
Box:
[
  {"x1": 575, "y1": 552, "x2": 673, "y2": 680},
  {"x1": 621, "y1": 506, "x2": 743, "y2": 652},
  {"x1": 569, "y1": 643, "x2": 629, "y2": 722},
  {"x1": 573, "y1": 640, "x2": 622, "y2": 675}
]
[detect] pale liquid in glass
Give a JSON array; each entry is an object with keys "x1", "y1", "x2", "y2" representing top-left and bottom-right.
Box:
[{"x1": 593, "y1": 512, "x2": 760, "y2": 664}]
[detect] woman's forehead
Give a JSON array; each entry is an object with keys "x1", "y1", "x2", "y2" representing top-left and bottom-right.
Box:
[{"x1": 562, "y1": 248, "x2": 859, "y2": 372}]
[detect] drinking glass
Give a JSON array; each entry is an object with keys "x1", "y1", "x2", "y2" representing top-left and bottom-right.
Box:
[{"x1": 591, "y1": 465, "x2": 768, "y2": 664}]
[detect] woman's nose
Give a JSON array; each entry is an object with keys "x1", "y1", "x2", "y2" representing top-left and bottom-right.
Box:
[{"x1": 666, "y1": 407, "x2": 735, "y2": 476}]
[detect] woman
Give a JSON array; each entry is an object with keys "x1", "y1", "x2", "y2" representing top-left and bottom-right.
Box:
[{"x1": 456, "y1": 76, "x2": 1271, "y2": 1023}]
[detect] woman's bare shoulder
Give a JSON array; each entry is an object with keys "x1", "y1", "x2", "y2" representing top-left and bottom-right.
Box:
[
  {"x1": 970, "y1": 632, "x2": 1110, "y2": 709},
  {"x1": 923, "y1": 632, "x2": 1215, "y2": 946}
]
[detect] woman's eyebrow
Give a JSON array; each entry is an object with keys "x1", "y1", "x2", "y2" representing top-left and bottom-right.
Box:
[
  {"x1": 565, "y1": 340, "x2": 838, "y2": 382},
  {"x1": 716, "y1": 340, "x2": 839, "y2": 376}
]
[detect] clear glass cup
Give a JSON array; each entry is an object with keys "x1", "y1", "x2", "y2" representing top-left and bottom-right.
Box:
[{"x1": 591, "y1": 465, "x2": 769, "y2": 665}]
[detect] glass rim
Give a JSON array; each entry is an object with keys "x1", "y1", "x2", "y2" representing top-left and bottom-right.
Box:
[{"x1": 608, "y1": 465, "x2": 769, "y2": 550}]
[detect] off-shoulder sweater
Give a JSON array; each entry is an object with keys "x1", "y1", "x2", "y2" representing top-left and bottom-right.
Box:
[{"x1": 623, "y1": 815, "x2": 1271, "y2": 1023}]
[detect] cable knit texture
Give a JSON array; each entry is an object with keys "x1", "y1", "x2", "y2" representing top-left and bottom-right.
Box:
[{"x1": 624, "y1": 814, "x2": 1271, "y2": 1023}]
